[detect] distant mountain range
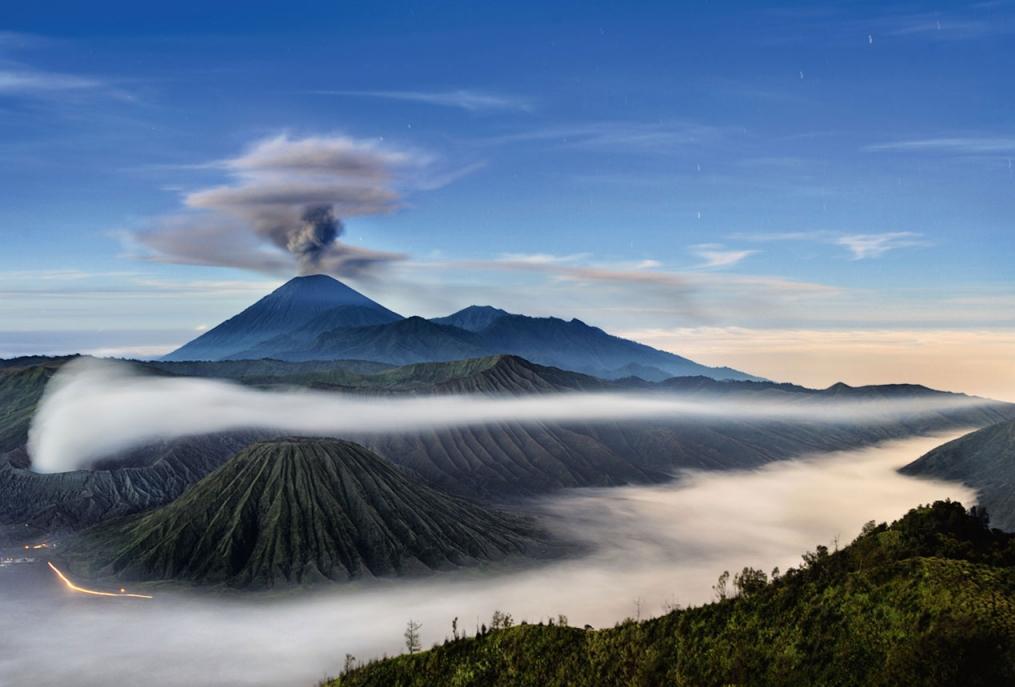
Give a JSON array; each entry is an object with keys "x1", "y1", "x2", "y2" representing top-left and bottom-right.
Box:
[
  {"x1": 163, "y1": 274, "x2": 759, "y2": 382},
  {"x1": 901, "y1": 418, "x2": 1015, "y2": 530},
  {"x1": 4, "y1": 354, "x2": 1012, "y2": 544},
  {"x1": 68, "y1": 438, "x2": 546, "y2": 588}
]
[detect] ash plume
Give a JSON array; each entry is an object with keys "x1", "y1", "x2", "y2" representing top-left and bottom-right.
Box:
[
  {"x1": 284, "y1": 206, "x2": 341, "y2": 273},
  {"x1": 132, "y1": 134, "x2": 418, "y2": 278}
]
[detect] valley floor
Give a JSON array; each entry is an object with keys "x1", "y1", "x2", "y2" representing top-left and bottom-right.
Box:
[{"x1": 0, "y1": 433, "x2": 974, "y2": 687}]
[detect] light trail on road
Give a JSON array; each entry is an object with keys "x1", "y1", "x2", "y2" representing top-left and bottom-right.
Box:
[{"x1": 47, "y1": 562, "x2": 153, "y2": 600}]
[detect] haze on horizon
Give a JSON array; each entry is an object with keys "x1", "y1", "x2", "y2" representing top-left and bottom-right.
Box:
[{"x1": 1, "y1": 1, "x2": 1012, "y2": 400}]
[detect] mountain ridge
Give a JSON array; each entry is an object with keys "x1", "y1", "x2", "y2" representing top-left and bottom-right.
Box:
[
  {"x1": 901, "y1": 418, "x2": 1015, "y2": 529},
  {"x1": 166, "y1": 274, "x2": 759, "y2": 381}
]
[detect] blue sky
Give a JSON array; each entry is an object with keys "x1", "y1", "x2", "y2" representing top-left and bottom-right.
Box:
[{"x1": 1, "y1": 1, "x2": 1013, "y2": 395}]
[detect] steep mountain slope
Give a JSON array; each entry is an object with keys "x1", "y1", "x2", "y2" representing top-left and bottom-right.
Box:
[
  {"x1": 0, "y1": 433, "x2": 255, "y2": 543},
  {"x1": 902, "y1": 419, "x2": 1015, "y2": 530},
  {"x1": 330, "y1": 501, "x2": 1015, "y2": 687},
  {"x1": 71, "y1": 439, "x2": 546, "y2": 588},
  {"x1": 162, "y1": 277, "x2": 757, "y2": 380},
  {"x1": 431, "y1": 305, "x2": 510, "y2": 332},
  {"x1": 232, "y1": 304, "x2": 403, "y2": 359},
  {"x1": 163, "y1": 275, "x2": 400, "y2": 361},
  {"x1": 472, "y1": 312, "x2": 760, "y2": 381},
  {"x1": 259, "y1": 316, "x2": 492, "y2": 365},
  {"x1": 0, "y1": 361, "x2": 63, "y2": 454}
]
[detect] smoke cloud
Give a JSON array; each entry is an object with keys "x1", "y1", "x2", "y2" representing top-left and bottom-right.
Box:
[
  {"x1": 0, "y1": 433, "x2": 974, "y2": 686},
  {"x1": 27, "y1": 357, "x2": 997, "y2": 473},
  {"x1": 133, "y1": 134, "x2": 420, "y2": 278}
]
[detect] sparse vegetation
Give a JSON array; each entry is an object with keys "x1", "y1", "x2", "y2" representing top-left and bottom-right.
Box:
[{"x1": 326, "y1": 501, "x2": 1015, "y2": 687}]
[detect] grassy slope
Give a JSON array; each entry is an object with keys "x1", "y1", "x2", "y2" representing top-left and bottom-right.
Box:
[{"x1": 331, "y1": 501, "x2": 1015, "y2": 687}]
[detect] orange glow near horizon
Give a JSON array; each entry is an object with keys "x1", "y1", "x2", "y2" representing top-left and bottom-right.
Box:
[{"x1": 47, "y1": 561, "x2": 153, "y2": 600}]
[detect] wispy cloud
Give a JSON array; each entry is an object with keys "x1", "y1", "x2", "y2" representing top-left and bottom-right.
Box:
[
  {"x1": 0, "y1": 68, "x2": 106, "y2": 95},
  {"x1": 480, "y1": 120, "x2": 736, "y2": 153},
  {"x1": 496, "y1": 252, "x2": 592, "y2": 265},
  {"x1": 865, "y1": 137, "x2": 1015, "y2": 154},
  {"x1": 883, "y1": 13, "x2": 1010, "y2": 41},
  {"x1": 834, "y1": 232, "x2": 928, "y2": 260},
  {"x1": 733, "y1": 230, "x2": 930, "y2": 260},
  {"x1": 690, "y1": 244, "x2": 757, "y2": 269},
  {"x1": 0, "y1": 32, "x2": 133, "y2": 101},
  {"x1": 312, "y1": 89, "x2": 533, "y2": 113}
]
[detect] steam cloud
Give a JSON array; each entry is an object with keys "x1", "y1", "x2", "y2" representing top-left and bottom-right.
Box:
[
  {"x1": 134, "y1": 134, "x2": 418, "y2": 278},
  {"x1": 27, "y1": 357, "x2": 996, "y2": 473},
  {"x1": 1, "y1": 433, "x2": 974, "y2": 687}
]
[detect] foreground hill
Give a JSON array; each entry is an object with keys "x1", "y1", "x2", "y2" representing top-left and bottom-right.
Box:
[
  {"x1": 329, "y1": 501, "x2": 1015, "y2": 687},
  {"x1": 70, "y1": 439, "x2": 547, "y2": 588},
  {"x1": 165, "y1": 274, "x2": 758, "y2": 381},
  {"x1": 902, "y1": 419, "x2": 1015, "y2": 529}
]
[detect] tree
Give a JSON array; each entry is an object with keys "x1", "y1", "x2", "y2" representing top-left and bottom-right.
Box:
[
  {"x1": 733, "y1": 566, "x2": 768, "y2": 597},
  {"x1": 451, "y1": 616, "x2": 459, "y2": 640},
  {"x1": 342, "y1": 654, "x2": 356, "y2": 675},
  {"x1": 490, "y1": 610, "x2": 514, "y2": 630},
  {"x1": 802, "y1": 544, "x2": 829, "y2": 568},
  {"x1": 404, "y1": 619, "x2": 422, "y2": 654},
  {"x1": 713, "y1": 570, "x2": 731, "y2": 601}
]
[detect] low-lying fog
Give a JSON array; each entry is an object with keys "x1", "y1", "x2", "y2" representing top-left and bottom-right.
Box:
[
  {"x1": 29, "y1": 358, "x2": 995, "y2": 472},
  {"x1": 1, "y1": 432, "x2": 973, "y2": 687}
]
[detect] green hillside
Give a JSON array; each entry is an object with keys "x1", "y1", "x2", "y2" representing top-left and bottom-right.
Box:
[
  {"x1": 329, "y1": 501, "x2": 1015, "y2": 687},
  {"x1": 70, "y1": 438, "x2": 548, "y2": 588}
]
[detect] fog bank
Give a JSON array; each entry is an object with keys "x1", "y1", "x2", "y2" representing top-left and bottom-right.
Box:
[
  {"x1": 28, "y1": 358, "x2": 993, "y2": 472},
  {"x1": 1, "y1": 433, "x2": 973, "y2": 686}
]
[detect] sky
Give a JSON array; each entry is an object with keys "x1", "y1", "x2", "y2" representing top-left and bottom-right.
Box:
[{"x1": 0, "y1": 1, "x2": 1013, "y2": 398}]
